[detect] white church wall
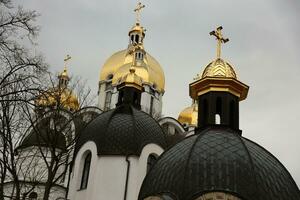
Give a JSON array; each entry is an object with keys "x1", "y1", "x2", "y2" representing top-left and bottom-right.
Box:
[
  {"x1": 3, "y1": 181, "x2": 66, "y2": 200},
  {"x1": 15, "y1": 147, "x2": 67, "y2": 186},
  {"x1": 134, "y1": 144, "x2": 164, "y2": 200},
  {"x1": 68, "y1": 142, "x2": 164, "y2": 200}
]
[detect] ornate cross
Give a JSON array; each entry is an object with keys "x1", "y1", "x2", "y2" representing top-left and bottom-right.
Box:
[
  {"x1": 209, "y1": 26, "x2": 229, "y2": 59},
  {"x1": 134, "y1": 2, "x2": 145, "y2": 24},
  {"x1": 64, "y1": 54, "x2": 72, "y2": 69}
]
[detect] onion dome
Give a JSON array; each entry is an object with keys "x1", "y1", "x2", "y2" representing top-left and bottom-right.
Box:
[
  {"x1": 35, "y1": 88, "x2": 79, "y2": 111},
  {"x1": 35, "y1": 65, "x2": 79, "y2": 111},
  {"x1": 118, "y1": 66, "x2": 143, "y2": 91},
  {"x1": 202, "y1": 58, "x2": 236, "y2": 79},
  {"x1": 100, "y1": 49, "x2": 165, "y2": 92},
  {"x1": 99, "y1": 14, "x2": 165, "y2": 93},
  {"x1": 139, "y1": 127, "x2": 300, "y2": 200},
  {"x1": 178, "y1": 101, "x2": 198, "y2": 126},
  {"x1": 75, "y1": 104, "x2": 167, "y2": 156}
]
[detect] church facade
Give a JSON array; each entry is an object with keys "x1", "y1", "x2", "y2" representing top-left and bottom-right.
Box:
[{"x1": 7, "y1": 2, "x2": 300, "y2": 200}]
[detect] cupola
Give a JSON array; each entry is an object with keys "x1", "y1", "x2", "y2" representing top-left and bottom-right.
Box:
[{"x1": 190, "y1": 26, "x2": 248, "y2": 130}]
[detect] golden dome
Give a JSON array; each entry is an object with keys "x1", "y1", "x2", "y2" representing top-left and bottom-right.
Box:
[
  {"x1": 128, "y1": 23, "x2": 145, "y2": 36},
  {"x1": 178, "y1": 102, "x2": 198, "y2": 126},
  {"x1": 35, "y1": 88, "x2": 79, "y2": 111},
  {"x1": 118, "y1": 66, "x2": 143, "y2": 91},
  {"x1": 100, "y1": 49, "x2": 165, "y2": 92},
  {"x1": 202, "y1": 58, "x2": 237, "y2": 79},
  {"x1": 59, "y1": 68, "x2": 68, "y2": 77}
]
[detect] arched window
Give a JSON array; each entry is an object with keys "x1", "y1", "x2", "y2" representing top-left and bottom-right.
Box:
[
  {"x1": 135, "y1": 35, "x2": 139, "y2": 43},
  {"x1": 80, "y1": 152, "x2": 92, "y2": 189},
  {"x1": 216, "y1": 97, "x2": 222, "y2": 124},
  {"x1": 147, "y1": 154, "x2": 158, "y2": 173},
  {"x1": 215, "y1": 114, "x2": 221, "y2": 124},
  {"x1": 28, "y1": 192, "x2": 37, "y2": 200}
]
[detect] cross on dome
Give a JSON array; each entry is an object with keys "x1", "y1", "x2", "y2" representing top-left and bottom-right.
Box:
[
  {"x1": 64, "y1": 54, "x2": 72, "y2": 70},
  {"x1": 209, "y1": 26, "x2": 229, "y2": 59},
  {"x1": 134, "y1": 2, "x2": 145, "y2": 24}
]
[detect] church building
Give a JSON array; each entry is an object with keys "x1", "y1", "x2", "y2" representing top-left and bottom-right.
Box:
[{"x1": 10, "y1": 2, "x2": 300, "y2": 200}]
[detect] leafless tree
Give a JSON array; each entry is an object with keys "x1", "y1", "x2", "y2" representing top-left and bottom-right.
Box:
[
  {"x1": 0, "y1": 0, "x2": 46, "y2": 199},
  {"x1": 18, "y1": 73, "x2": 95, "y2": 200}
]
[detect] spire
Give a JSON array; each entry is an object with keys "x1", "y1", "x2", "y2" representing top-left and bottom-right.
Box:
[
  {"x1": 58, "y1": 55, "x2": 71, "y2": 88},
  {"x1": 209, "y1": 26, "x2": 229, "y2": 59}
]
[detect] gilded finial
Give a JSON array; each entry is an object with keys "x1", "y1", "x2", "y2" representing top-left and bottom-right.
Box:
[
  {"x1": 134, "y1": 2, "x2": 145, "y2": 24},
  {"x1": 209, "y1": 26, "x2": 229, "y2": 59}
]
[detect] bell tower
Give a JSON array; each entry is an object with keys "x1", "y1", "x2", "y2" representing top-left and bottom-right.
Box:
[{"x1": 190, "y1": 26, "x2": 249, "y2": 131}]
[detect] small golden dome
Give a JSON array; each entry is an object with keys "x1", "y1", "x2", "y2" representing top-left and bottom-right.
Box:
[
  {"x1": 128, "y1": 23, "x2": 145, "y2": 36},
  {"x1": 178, "y1": 102, "x2": 198, "y2": 126},
  {"x1": 100, "y1": 49, "x2": 165, "y2": 92},
  {"x1": 59, "y1": 68, "x2": 69, "y2": 79},
  {"x1": 118, "y1": 66, "x2": 143, "y2": 90},
  {"x1": 35, "y1": 88, "x2": 79, "y2": 111},
  {"x1": 202, "y1": 58, "x2": 237, "y2": 79}
]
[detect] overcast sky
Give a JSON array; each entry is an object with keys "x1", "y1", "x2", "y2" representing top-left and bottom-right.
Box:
[{"x1": 16, "y1": 0, "x2": 300, "y2": 187}]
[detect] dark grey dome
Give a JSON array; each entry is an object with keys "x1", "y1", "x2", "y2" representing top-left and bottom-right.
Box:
[
  {"x1": 18, "y1": 117, "x2": 67, "y2": 150},
  {"x1": 139, "y1": 126, "x2": 300, "y2": 200},
  {"x1": 75, "y1": 104, "x2": 167, "y2": 156}
]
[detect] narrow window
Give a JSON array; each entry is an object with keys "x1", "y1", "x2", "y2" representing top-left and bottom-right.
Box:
[
  {"x1": 147, "y1": 154, "x2": 157, "y2": 173},
  {"x1": 104, "y1": 92, "x2": 112, "y2": 111},
  {"x1": 135, "y1": 35, "x2": 139, "y2": 43},
  {"x1": 216, "y1": 97, "x2": 222, "y2": 124},
  {"x1": 80, "y1": 152, "x2": 92, "y2": 189},
  {"x1": 150, "y1": 96, "x2": 154, "y2": 115},
  {"x1": 215, "y1": 114, "x2": 221, "y2": 124},
  {"x1": 104, "y1": 81, "x2": 112, "y2": 111},
  {"x1": 131, "y1": 35, "x2": 134, "y2": 43}
]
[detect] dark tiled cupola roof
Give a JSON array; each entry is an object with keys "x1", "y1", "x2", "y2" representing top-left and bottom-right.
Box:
[
  {"x1": 139, "y1": 126, "x2": 300, "y2": 200},
  {"x1": 75, "y1": 104, "x2": 167, "y2": 156}
]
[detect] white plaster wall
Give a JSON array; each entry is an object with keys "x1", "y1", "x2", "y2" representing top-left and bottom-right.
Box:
[
  {"x1": 135, "y1": 144, "x2": 164, "y2": 200},
  {"x1": 3, "y1": 182, "x2": 66, "y2": 200},
  {"x1": 68, "y1": 142, "x2": 164, "y2": 200},
  {"x1": 15, "y1": 147, "x2": 68, "y2": 187}
]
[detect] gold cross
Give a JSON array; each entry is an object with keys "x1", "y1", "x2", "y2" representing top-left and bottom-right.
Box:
[
  {"x1": 64, "y1": 54, "x2": 71, "y2": 69},
  {"x1": 209, "y1": 26, "x2": 229, "y2": 59},
  {"x1": 134, "y1": 2, "x2": 145, "y2": 24}
]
